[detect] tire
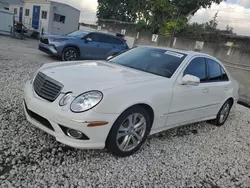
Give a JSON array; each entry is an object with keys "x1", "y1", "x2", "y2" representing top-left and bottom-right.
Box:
[
  {"x1": 62, "y1": 47, "x2": 79, "y2": 61},
  {"x1": 209, "y1": 100, "x2": 233, "y2": 126},
  {"x1": 106, "y1": 106, "x2": 151, "y2": 157}
]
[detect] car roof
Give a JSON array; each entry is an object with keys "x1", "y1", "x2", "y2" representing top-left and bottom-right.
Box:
[
  {"x1": 137, "y1": 45, "x2": 217, "y2": 60},
  {"x1": 90, "y1": 31, "x2": 125, "y2": 40}
]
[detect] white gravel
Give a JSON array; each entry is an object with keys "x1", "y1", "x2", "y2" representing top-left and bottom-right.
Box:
[{"x1": 0, "y1": 36, "x2": 250, "y2": 188}]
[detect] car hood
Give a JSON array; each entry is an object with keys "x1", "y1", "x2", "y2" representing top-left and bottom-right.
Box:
[
  {"x1": 40, "y1": 61, "x2": 162, "y2": 95},
  {"x1": 41, "y1": 34, "x2": 77, "y2": 40}
]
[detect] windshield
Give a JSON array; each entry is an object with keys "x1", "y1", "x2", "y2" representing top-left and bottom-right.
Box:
[
  {"x1": 109, "y1": 47, "x2": 187, "y2": 78},
  {"x1": 67, "y1": 30, "x2": 89, "y2": 38}
]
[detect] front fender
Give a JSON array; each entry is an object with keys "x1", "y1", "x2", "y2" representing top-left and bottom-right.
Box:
[
  {"x1": 93, "y1": 80, "x2": 173, "y2": 120},
  {"x1": 54, "y1": 40, "x2": 81, "y2": 55}
]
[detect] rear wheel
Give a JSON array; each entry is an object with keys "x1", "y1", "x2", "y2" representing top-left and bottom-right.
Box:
[
  {"x1": 62, "y1": 47, "x2": 79, "y2": 61},
  {"x1": 106, "y1": 106, "x2": 151, "y2": 157},
  {"x1": 209, "y1": 100, "x2": 232, "y2": 126}
]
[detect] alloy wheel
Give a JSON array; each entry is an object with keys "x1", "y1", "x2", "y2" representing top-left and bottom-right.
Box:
[
  {"x1": 116, "y1": 113, "x2": 147, "y2": 152},
  {"x1": 65, "y1": 50, "x2": 77, "y2": 61},
  {"x1": 219, "y1": 102, "x2": 230, "y2": 123}
]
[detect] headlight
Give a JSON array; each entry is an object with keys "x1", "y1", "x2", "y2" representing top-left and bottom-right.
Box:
[
  {"x1": 59, "y1": 92, "x2": 73, "y2": 106},
  {"x1": 70, "y1": 91, "x2": 103, "y2": 113}
]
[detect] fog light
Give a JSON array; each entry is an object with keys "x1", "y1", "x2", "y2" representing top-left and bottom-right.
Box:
[{"x1": 66, "y1": 129, "x2": 83, "y2": 139}]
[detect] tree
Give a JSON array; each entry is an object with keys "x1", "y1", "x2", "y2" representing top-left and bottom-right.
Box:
[
  {"x1": 205, "y1": 20, "x2": 218, "y2": 31},
  {"x1": 226, "y1": 24, "x2": 234, "y2": 34},
  {"x1": 160, "y1": 15, "x2": 187, "y2": 36},
  {"x1": 135, "y1": 20, "x2": 148, "y2": 32},
  {"x1": 97, "y1": 0, "x2": 148, "y2": 23},
  {"x1": 178, "y1": 23, "x2": 206, "y2": 39},
  {"x1": 97, "y1": 0, "x2": 224, "y2": 35},
  {"x1": 150, "y1": 0, "x2": 224, "y2": 34}
]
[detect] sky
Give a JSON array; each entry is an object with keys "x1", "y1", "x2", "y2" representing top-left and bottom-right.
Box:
[
  {"x1": 53, "y1": 0, "x2": 250, "y2": 36},
  {"x1": 190, "y1": 0, "x2": 250, "y2": 36},
  {"x1": 53, "y1": 0, "x2": 98, "y2": 24}
]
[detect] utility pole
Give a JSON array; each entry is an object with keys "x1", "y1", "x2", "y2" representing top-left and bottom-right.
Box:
[{"x1": 212, "y1": 10, "x2": 219, "y2": 29}]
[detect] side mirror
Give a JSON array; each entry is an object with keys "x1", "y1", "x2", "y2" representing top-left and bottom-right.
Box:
[
  {"x1": 85, "y1": 38, "x2": 92, "y2": 43},
  {"x1": 181, "y1": 74, "x2": 200, "y2": 86},
  {"x1": 107, "y1": 56, "x2": 113, "y2": 60}
]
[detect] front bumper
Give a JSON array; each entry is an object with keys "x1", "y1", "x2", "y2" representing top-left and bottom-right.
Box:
[
  {"x1": 23, "y1": 82, "x2": 119, "y2": 149},
  {"x1": 39, "y1": 43, "x2": 59, "y2": 56}
]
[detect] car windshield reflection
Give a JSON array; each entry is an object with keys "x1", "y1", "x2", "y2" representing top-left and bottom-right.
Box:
[{"x1": 109, "y1": 47, "x2": 187, "y2": 78}]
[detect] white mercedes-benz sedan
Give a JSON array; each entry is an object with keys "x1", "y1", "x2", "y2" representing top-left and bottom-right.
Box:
[{"x1": 24, "y1": 46, "x2": 239, "y2": 157}]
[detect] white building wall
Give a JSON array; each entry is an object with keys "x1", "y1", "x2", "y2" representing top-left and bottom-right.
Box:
[
  {"x1": 9, "y1": 0, "x2": 80, "y2": 34},
  {"x1": 10, "y1": 4, "x2": 21, "y2": 19},
  {"x1": 50, "y1": 1, "x2": 80, "y2": 35},
  {"x1": 0, "y1": 9, "x2": 13, "y2": 35},
  {"x1": 22, "y1": 2, "x2": 51, "y2": 32}
]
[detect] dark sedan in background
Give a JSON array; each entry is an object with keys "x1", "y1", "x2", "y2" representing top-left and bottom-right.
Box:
[{"x1": 39, "y1": 30, "x2": 129, "y2": 61}]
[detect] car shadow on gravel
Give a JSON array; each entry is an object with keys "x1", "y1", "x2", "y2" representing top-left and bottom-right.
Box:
[
  {"x1": 149, "y1": 108, "x2": 238, "y2": 143},
  {"x1": 40, "y1": 54, "x2": 61, "y2": 62},
  {"x1": 149, "y1": 121, "x2": 210, "y2": 142},
  {"x1": 31, "y1": 120, "x2": 212, "y2": 161}
]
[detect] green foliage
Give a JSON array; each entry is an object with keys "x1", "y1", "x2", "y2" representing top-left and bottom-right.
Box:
[
  {"x1": 135, "y1": 20, "x2": 148, "y2": 31},
  {"x1": 97, "y1": 0, "x2": 149, "y2": 22},
  {"x1": 160, "y1": 15, "x2": 188, "y2": 36},
  {"x1": 97, "y1": 0, "x2": 224, "y2": 34},
  {"x1": 182, "y1": 23, "x2": 205, "y2": 38},
  {"x1": 173, "y1": 0, "x2": 223, "y2": 16},
  {"x1": 177, "y1": 20, "x2": 235, "y2": 43}
]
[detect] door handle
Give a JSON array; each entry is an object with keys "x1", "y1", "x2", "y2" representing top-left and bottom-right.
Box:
[
  {"x1": 225, "y1": 86, "x2": 229, "y2": 91},
  {"x1": 202, "y1": 88, "x2": 209, "y2": 93}
]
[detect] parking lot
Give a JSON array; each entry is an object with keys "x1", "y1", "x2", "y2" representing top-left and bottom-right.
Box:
[{"x1": 0, "y1": 35, "x2": 250, "y2": 187}]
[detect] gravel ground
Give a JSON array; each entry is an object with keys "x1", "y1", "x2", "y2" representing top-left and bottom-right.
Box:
[{"x1": 0, "y1": 36, "x2": 250, "y2": 188}]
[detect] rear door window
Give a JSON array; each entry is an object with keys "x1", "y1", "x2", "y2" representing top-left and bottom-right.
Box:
[
  {"x1": 99, "y1": 35, "x2": 123, "y2": 45},
  {"x1": 206, "y1": 59, "x2": 228, "y2": 82},
  {"x1": 108, "y1": 37, "x2": 123, "y2": 45}
]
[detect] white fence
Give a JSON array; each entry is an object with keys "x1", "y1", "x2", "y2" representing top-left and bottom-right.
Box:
[{"x1": 14, "y1": 16, "x2": 42, "y2": 31}]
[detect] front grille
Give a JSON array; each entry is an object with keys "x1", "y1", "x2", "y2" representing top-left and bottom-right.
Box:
[
  {"x1": 40, "y1": 38, "x2": 49, "y2": 44},
  {"x1": 24, "y1": 102, "x2": 54, "y2": 131},
  {"x1": 33, "y1": 72, "x2": 63, "y2": 102}
]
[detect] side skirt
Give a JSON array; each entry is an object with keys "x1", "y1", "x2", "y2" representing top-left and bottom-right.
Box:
[{"x1": 149, "y1": 115, "x2": 216, "y2": 136}]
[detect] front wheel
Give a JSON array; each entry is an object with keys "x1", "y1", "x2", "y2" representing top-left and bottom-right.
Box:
[
  {"x1": 62, "y1": 47, "x2": 79, "y2": 61},
  {"x1": 106, "y1": 106, "x2": 151, "y2": 157}
]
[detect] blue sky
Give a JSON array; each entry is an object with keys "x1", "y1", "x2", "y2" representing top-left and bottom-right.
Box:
[{"x1": 56, "y1": 0, "x2": 250, "y2": 36}]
